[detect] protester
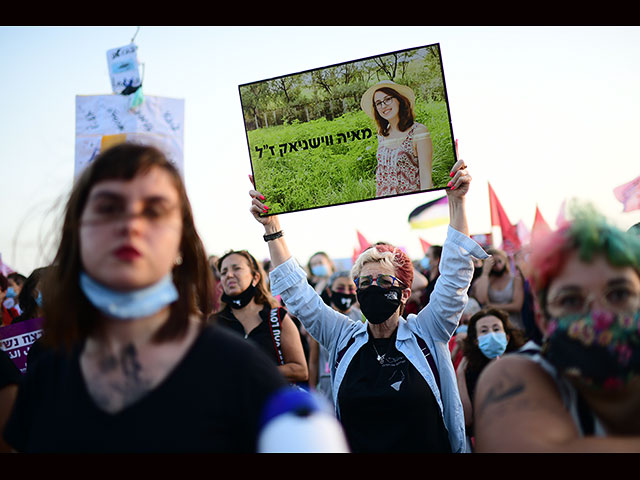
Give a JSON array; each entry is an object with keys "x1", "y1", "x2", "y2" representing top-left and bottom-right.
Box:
[
  {"x1": 13, "y1": 267, "x2": 48, "y2": 324},
  {"x1": 214, "y1": 249, "x2": 308, "y2": 383},
  {"x1": 0, "y1": 275, "x2": 20, "y2": 327},
  {"x1": 422, "y1": 245, "x2": 442, "y2": 306},
  {"x1": 474, "y1": 204, "x2": 640, "y2": 452},
  {"x1": 473, "y1": 247, "x2": 526, "y2": 332},
  {"x1": 2, "y1": 143, "x2": 287, "y2": 453},
  {"x1": 308, "y1": 271, "x2": 362, "y2": 404},
  {"x1": 207, "y1": 254, "x2": 223, "y2": 312},
  {"x1": 455, "y1": 306, "x2": 525, "y2": 448},
  {"x1": 249, "y1": 159, "x2": 488, "y2": 453},
  {"x1": 307, "y1": 251, "x2": 335, "y2": 305},
  {"x1": 3, "y1": 273, "x2": 26, "y2": 316},
  {"x1": 360, "y1": 80, "x2": 433, "y2": 196},
  {"x1": 514, "y1": 247, "x2": 542, "y2": 344},
  {"x1": 449, "y1": 297, "x2": 481, "y2": 370}
]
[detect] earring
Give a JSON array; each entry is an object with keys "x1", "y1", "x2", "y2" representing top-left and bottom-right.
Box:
[{"x1": 175, "y1": 254, "x2": 183, "y2": 266}]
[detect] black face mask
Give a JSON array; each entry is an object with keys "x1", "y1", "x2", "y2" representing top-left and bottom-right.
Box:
[
  {"x1": 331, "y1": 291, "x2": 356, "y2": 312},
  {"x1": 222, "y1": 283, "x2": 256, "y2": 309},
  {"x1": 357, "y1": 285, "x2": 403, "y2": 324}
]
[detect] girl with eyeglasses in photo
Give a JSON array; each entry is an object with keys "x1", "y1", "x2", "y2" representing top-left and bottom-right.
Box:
[{"x1": 360, "y1": 80, "x2": 433, "y2": 197}]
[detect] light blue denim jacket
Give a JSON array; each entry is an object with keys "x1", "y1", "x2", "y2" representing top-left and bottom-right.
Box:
[{"x1": 269, "y1": 226, "x2": 488, "y2": 453}]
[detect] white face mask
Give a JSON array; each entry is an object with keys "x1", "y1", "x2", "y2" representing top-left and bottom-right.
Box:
[{"x1": 79, "y1": 272, "x2": 178, "y2": 320}]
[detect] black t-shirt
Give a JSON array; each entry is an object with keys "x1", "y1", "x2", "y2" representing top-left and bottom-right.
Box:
[
  {"x1": 337, "y1": 330, "x2": 451, "y2": 453},
  {"x1": 3, "y1": 324, "x2": 287, "y2": 453},
  {"x1": 0, "y1": 349, "x2": 21, "y2": 389},
  {"x1": 217, "y1": 305, "x2": 285, "y2": 365}
]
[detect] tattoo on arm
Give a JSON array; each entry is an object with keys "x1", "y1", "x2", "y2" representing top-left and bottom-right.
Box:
[{"x1": 475, "y1": 373, "x2": 527, "y2": 422}]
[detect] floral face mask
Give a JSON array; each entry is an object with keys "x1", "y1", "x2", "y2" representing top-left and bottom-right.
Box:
[{"x1": 542, "y1": 309, "x2": 640, "y2": 391}]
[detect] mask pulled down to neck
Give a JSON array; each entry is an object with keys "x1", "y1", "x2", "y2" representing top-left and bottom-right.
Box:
[
  {"x1": 79, "y1": 272, "x2": 179, "y2": 320},
  {"x1": 221, "y1": 283, "x2": 257, "y2": 309}
]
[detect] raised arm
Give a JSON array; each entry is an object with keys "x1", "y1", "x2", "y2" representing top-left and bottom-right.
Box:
[
  {"x1": 248, "y1": 179, "x2": 353, "y2": 350},
  {"x1": 249, "y1": 185, "x2": 291, "y2": 269},
  {"x1": 446, "y1": 158, "x2": 470, "y2": 236}
]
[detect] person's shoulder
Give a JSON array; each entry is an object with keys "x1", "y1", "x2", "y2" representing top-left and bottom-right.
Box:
[
  {"x1": 475, "y1": 350, "x2": 557, "y2": 401},
  {"x1": 413, "y1": 122, "x2": 429, "y2": 134},
  {"x1": 198, "y1": 323, "x2": 274, "y2": 362}
]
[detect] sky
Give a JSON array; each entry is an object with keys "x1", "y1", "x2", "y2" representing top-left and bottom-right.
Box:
[{"x1": 1, "y1": 26, "x2": 639, "y2": 277}]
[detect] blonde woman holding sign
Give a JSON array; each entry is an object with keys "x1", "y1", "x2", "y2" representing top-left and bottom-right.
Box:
[{"x1": 250, "y1": 160, "x2": 488, "y2": 453}]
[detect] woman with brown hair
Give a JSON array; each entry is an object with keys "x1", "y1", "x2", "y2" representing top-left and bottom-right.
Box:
[
  {"x1": 2, "y1": 143, "x2": 286, "y2": 453},
  {"x1": 360, "y1": 80, "x2": 433, "y2": 196},
  {"x1": 214, "y1": 250, "x2": 308, "y2": 383},
  {"x1": 455, "y1": 306, "x2": 525, "y2": 446}
]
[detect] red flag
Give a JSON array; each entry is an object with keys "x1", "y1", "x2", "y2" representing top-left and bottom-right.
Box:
[
  {"x1": 419, "y1": 237, "x2": 431, "y2": 255},
  {"x1": 531, "y1": 205, "x2": 552, "y2": 244},
  {"x1": 614, "y1": 175, "x2": 640, "y2": 212},
  {"x1": 488, "y1": 183, "x2": 521, "y2": 254}
]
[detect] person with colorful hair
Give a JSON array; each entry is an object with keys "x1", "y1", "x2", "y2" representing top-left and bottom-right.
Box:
[
  {"x1": 249, "y1": 159, "x2": 488, "y2": 453},
  {"x1": 360, "y1": 80, "x2": 433, "y2": 197},
  {"x1": 474, "y1": 203, "x2": 640, "y2": 452}
]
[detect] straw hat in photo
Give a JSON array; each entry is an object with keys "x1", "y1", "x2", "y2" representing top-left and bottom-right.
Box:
[{"x1": 360, "y1": 80, "x2": 416, "y2": 119}]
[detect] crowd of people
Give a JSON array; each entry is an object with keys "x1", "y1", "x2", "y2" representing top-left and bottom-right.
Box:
[{"x1": 1, "y1": 142, "x2": 639, "y2": 453}]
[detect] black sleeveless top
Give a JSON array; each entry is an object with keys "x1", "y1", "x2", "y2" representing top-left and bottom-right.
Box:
[{"x1": 217, "y1": 305, "x2": 286, "y2": 366}]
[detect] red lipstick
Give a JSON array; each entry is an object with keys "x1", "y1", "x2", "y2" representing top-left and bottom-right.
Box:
[{"x1": 113, "y1": 245, "x2": 141, "y2": 261}]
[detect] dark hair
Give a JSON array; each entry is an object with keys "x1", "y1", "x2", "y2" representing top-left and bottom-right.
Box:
[
  {"x1": 462, "y1": 307, "x2": 525, "y2": 373},
  {"x1": 429, "y1": 245, "x2": 443, "y2": 261},
  {"x1": 0, "y1": 274, "x2": 7, "y2": 292},
  {"x1": 41, "y1": 143, "x2": 213, "y2": 352},
  {"x1": 216, "y1": 250, "x2": 278, "y2": 311},
  {"x1": 15, "y1": 267, "x2": 49, "y2": 323},
  {"x1": 8, "y1": 272, "x2": 27, "y2": 286},
  {"x1": 372, "y1": 87, "x2": 414, "y2": 136},
  {"x1": 306, "y1": 251, "x2": 335, "y2": 277}
]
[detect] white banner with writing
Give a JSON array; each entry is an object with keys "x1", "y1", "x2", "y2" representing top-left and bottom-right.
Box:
[{"x1": 75, "y1": 94, "x2": 185, "y2": 178}]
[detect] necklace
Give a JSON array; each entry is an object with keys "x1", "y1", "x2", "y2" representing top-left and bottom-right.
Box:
[{"x1": 371, "y1": 338, "x2": 392, "y2": 365}]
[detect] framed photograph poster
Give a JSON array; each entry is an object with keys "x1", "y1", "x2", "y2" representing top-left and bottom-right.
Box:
[{"x1": 239, "y1": 43, "x2": 456, "y2": 215}]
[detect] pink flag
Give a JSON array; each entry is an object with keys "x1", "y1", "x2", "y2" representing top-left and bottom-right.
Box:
[
  {"x1": 419, "y1": 237, "x2": 431, "y2": 255},
  {"x1": 614, "y1": 175, "x2": 640, "y2": 212},
  {"x1": 356, "y1": 230, "x2": 371, "y2": 252}
]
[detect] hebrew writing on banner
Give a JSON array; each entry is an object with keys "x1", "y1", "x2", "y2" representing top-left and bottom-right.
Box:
[{"x1": 239, "y1": 43, "x2": 457, "y2": 216}]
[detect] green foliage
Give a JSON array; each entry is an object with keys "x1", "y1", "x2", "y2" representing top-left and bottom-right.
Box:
[{"x1": 248, "y1": 99, "x2": 455, "y2": 215}]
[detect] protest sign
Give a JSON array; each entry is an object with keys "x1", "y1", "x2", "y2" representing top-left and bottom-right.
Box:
[
  {"x1": 106, "y1": 43, "x2": 142, "y2": 95},
  {"x1": 239, "y1": 43, "x2": 456, "y2": 216},
  {"x1": 0, "y1": 317, "x2": 43, "y2": 374},
  {"x1": 75, "y1": 94, "x2": 185, "y2": 178}
]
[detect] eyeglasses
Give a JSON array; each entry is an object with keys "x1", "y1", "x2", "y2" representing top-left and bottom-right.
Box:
[
  {"x1": 81, "y1": 200, "x2": 180, "y2": 227},
  {"x1": 374, "y1": 96, "x2": 395, "y2": 109},
  {"x1": 547, "y1": 285, "x2": 640, "y2": 317},
  {"x1": 354, "y1": 274, "x2": 406, "y2": 290}
]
